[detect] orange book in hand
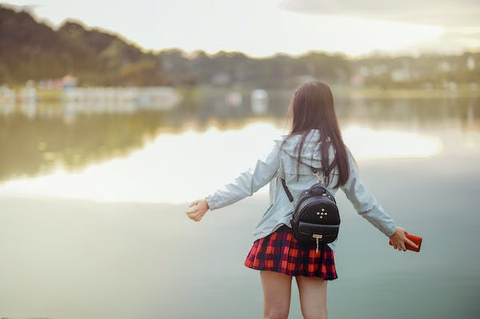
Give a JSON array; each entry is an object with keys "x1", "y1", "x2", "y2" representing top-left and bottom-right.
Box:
[{"x1": 389, "y1": 232, "x2": 422, "y2": 252}]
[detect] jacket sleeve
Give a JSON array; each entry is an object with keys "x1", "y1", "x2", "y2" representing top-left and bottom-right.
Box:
[
  {"x1": 340, "y1": 147, "x2": 397, "y2": 237},
  {"x1": 204, "y1": 140, "x2": 281, "y2": 210}
]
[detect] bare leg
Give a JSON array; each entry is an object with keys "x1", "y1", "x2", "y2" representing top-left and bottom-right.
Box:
[
  {"x1": 295, "y1": 275, "x2": 328, "y2": 319},
  {"x1": 260, "y1": 270, "x2": 293, "y2": 319}
]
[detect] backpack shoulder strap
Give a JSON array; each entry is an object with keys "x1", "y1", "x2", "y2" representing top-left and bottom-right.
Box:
[{"x1": 281, "y1": 178, "x2": 295, "y2": 205}]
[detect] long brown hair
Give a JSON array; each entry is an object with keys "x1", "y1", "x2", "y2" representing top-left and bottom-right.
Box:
[{"x1": 280, "y1": 80, "x2": 353, "y2": 188}]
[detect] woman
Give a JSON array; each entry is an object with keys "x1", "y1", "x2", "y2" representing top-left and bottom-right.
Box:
[{"x1": 185, "y1": 80, "x2": 418, "y2": 319}]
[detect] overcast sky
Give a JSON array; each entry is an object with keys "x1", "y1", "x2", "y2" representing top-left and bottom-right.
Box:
[{"x1": 3, "y1": 0, "x2": 479, "y2": 58}]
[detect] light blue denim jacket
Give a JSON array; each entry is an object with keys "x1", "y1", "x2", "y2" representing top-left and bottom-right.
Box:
[{"x1": 204, "y1": 128, "x2": 397, "y2": 252}]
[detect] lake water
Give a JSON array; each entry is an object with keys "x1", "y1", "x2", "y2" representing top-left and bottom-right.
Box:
[{"x1": 0, "y1": 91, "x2": 479, "y2": 318}]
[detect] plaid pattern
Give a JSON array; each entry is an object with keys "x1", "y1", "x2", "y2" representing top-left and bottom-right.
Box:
[{"x1": 244, "y1": 224, "x2": 338, "y2": 280}]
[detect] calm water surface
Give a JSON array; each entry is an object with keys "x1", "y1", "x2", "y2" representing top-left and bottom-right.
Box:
[{"x1": 0, "y1": 91, "x2": 479, "y2": 318}]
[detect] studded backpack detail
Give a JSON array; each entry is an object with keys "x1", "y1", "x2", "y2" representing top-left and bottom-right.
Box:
[{"x1": 281, "y1": 167, "x2": 340, "y2": 252}]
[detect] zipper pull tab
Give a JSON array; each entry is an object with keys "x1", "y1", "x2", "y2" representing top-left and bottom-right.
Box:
[{"x1": 313, "y1": 234, "x2": 323, "y2": 254}]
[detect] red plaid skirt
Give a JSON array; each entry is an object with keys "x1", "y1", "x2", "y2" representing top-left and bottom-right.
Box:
[{"x1": 244, "y1": 224, "x2": 338, "y2": 280}]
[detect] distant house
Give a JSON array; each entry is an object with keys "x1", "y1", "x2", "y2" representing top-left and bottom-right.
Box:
[
  {"x1": 38, "y1": 74, "x2": 78, "y2": 89},
  {"x1": 62, "y1": 74, "x2": 78, "y2": 89},
  {"x1": 390, "y1": 67, "x2": 411, "y2": 82},
  {"x1": 350, "y1": 72, "x2": 365, "y2": 87}
]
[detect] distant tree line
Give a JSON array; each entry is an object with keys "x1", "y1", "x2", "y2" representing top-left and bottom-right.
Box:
[{"x1": 1, "y1": 5, "x2": 479, "y2": 89}]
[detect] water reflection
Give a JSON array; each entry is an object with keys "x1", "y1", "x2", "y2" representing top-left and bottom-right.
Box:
[
  {"x1": 0, "y1": 89, "x2": 479, "y2": 187},
  {"x1": 343, "y1": 125, "x2": 443, "y2": 159},
  {"x1": 0, "y1": 111, "x2": 168, "y2": 182},
  {"x1": 0, "y1": 120, "x2": 449, "y2": 204}
]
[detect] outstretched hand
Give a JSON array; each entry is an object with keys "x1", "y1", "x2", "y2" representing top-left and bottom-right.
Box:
[
  {"x1": 389, "y1": 226, "x2": 419, "y2": 252},
  {"x1": 185, "y1": 198, "x2": 210, "y2": 222}
]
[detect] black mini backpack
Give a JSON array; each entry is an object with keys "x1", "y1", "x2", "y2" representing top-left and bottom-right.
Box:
[{"x1": 281, "y1": 166, "x2": 340, "y2": 252}]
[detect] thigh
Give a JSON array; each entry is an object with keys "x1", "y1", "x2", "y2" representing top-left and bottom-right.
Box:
[
  {"x1": 295, "y1": 275, "x2": 328, "y2": 319},
  {"x1": 260, "y1": 270, "x2": 293, "y2": 318}
]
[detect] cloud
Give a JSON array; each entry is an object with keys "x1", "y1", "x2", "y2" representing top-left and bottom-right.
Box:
[
  {"x1": 402, "y1": 28, "x2": 480, "y2": 55},
  {"x1": 279, "y1": 0, "x2": 480, "y2": 28}
]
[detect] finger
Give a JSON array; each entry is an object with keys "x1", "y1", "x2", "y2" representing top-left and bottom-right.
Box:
[
  {"x1": 406, "y1": 238, "x2": 418, "y2": 248},
  {"x1": 189, "y1": 200, "x2": 199, "y2": 207},
  {"x1": 185, "y1": 208, "x2": 197, "y2": 214},
  {"x1": 188, "y1": 211, "x2": 203, "y2": 220},
  {"x1": 186, "y1": 210, "x2": 199, "y2": 217},
  {"x1": 188, "y1": 214, "x2": 200, "y2": 221}
]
